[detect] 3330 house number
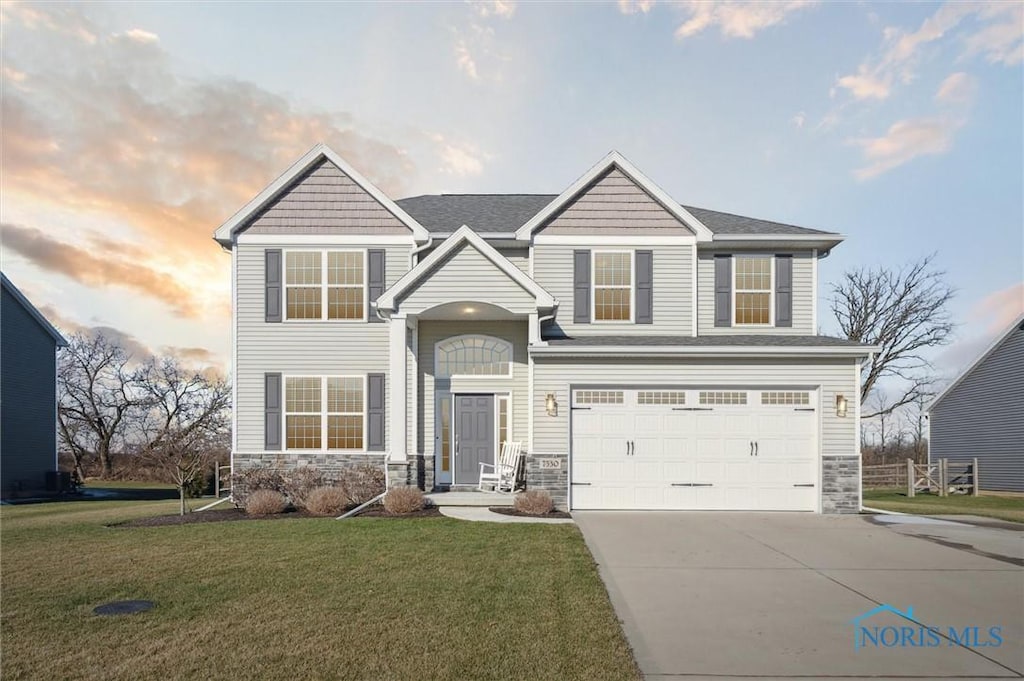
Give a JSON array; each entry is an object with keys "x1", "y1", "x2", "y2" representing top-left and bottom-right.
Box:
[{"x1": 538, "y1": 458, "x2": 561, "y2": 470}]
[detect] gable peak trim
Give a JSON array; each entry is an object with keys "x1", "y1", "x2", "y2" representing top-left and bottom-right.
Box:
[{"x1": 928, "y1": 312, "x2": 1024, "y2": 412}]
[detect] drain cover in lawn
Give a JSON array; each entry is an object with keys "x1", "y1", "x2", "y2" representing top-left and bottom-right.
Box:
[{"x1": 93, "y1": 600, "x2": 155, "y2": 616}]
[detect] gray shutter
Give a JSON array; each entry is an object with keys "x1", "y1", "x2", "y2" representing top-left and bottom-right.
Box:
[
  {"x1": 265, "y1": 249, "x2": 282, "y2": 323},
  {"x1": 775, "y1": 254, "x2": 793, "y2": 328},
  {"x1": 367, "y1": 373, "x2": 385, "y2": 452},
  {"x1": 264, "y1": 373, "x2": 282, "y2": 451},
  {"x1": 636, "y1": 250, "x2": 653, "y2": 324},
  {"x1": 573, "y1": 250, "x2": 591, "y2": 324},
  {"x1": 714, "y1": 255, "x2": 732, "y2": 327},
  {"x1": 367, "y1": 249, "x2": 385, "y2": 323}
]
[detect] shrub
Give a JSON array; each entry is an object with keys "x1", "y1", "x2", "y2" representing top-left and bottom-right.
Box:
[
  {"x1": 232, "y1": 466, "x2": 286, "y2": 505},
  {"x1": 282, "y1": 467, "x2": 325, "y2": 509},
  {"x1": 244, "y1": 489, "x2": 288, "y2": 515},
  {"x1": 383, "y1": 486, "x2": 425, "y2": 515},
  {"x1": 338, "y1": 465, "x2": 386, "y2": 506},
  {"x1": 305, "y1": 486, "x2": 350, "y2": 516},
  {"x1": 514, "y1": 490, "x2": 554, "y2": 516}
]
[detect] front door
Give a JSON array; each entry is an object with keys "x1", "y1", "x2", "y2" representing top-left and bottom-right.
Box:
[{"x1": 455, "y1": 395, "x2": 495, "y2": 485}]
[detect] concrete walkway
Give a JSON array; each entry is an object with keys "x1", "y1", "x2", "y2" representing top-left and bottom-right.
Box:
[
  {"x1": 438, "y1": 506, "x2": 573, "y2": 524},
  {"x1": 575, "y1": 512, "x2": 1023, "y2": 680}
]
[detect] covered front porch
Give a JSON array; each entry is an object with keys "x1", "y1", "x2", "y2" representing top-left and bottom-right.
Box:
[{"x1": 375, "y1": 226, "x2": 556, "y2": 492}]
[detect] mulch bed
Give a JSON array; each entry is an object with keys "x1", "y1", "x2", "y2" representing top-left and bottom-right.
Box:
[
  {"x1": 489, "y1": 507, "x2": 573, "y2": 519},
  {"x1": 110, "y1": 504, "x2": 444, "y2": 527}
]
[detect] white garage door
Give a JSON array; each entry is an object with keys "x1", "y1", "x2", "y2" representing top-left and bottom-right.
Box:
[{"x1": 570, "y1": 388, "x2": 818, "y2": 511}]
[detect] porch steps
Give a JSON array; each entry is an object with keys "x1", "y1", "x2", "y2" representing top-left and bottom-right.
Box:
[{"x1": 425, "y1": 491, "x2": 513, "y2": 507}]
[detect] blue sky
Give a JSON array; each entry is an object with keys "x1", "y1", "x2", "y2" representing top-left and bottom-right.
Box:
[{"x1": 2, "y1": 0, "x2": 1021, "y2": 378}]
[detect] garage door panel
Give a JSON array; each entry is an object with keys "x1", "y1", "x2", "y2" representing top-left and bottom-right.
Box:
[{"x1": 570, "y1": 388, "x2": 819, "y2": 512}]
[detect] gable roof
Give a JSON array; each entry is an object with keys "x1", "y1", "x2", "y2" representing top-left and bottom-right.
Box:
[
  {"x1": 1, "y1": 273, "x2": 68, "y2": 347},
  {"x1": 514, "y1": 151, "x2": 715, "y2": 241},
  {"x1": 213, "y1": 143, "x2": 430, "y2": 246},
  {"x1": 929, "y1": 313, "x2": 1024, "y2": 412},
  {"x1": 377, "y1": 225, "x2": 556, "y2": 312}
]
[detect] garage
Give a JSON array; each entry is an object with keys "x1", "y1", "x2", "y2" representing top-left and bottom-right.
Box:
[{"x1": 570, "y1": 387, "x2": 819, "y2": 511}]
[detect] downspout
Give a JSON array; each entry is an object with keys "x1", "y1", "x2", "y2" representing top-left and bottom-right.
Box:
[{"x1": 409, "y1": 238, "x2": 433, "y2": 268}]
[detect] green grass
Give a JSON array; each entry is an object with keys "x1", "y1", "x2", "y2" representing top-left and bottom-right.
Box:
[
  {"x1": 0, "y1": 501, "x2": 639, "y2": 681},
  {"x1": 863, "y1": 489, "x2": 1024, "y2": 523}
]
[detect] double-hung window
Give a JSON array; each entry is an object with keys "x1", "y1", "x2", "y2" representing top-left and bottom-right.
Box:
[
  {"x1": 285, "y1": 376, "x2": 365, "y2": 450},
  {"x1": 593, "y1": 251, "x2": 633, "y2": 322},
  {"x1": 734, "y1": 255, "x2": 773, "y2": 325},
  {"x1": 285, "y1": 250, "x2": 365, "y2": 320}
]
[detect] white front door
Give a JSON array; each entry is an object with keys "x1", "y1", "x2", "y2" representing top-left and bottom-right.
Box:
[{"x1": 570, "y1": 388, "x2": 818, "y2": 511}]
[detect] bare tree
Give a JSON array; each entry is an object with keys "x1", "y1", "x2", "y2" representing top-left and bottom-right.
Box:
[
  {"x1": 830, "y1": 254, "x2": 954, "y2": 417},
  {"x1": 904, "y1": 392, "x2": 931, "y2": 465},
  {"x1": 136, "y1": 357, "x2": 231, "y2": 515},
  {"x1": 57, "y1": 333, "x2": 145, "y2": 478}
]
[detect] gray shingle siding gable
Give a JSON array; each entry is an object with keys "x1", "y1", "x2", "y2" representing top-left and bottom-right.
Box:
[
  {"x1": 930, "y1": 324, "x2": 1024, "y2": 492},
  {"x1": 1, "y1": 286, "x2": 59, "y2": 496}
]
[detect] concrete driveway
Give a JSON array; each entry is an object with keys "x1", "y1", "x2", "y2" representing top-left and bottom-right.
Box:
[{"x1": 574, "y1": 512, "x2": 1024, "y2": 680}]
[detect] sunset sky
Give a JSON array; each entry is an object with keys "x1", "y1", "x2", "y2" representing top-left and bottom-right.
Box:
[{"x1": 2, "y1": 1, "x2": 1021, "y2": 383}]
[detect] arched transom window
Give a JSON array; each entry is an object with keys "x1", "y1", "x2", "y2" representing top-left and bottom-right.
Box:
[{"x1": 436, "y1": 336, "x2": 512, "y2": 378}]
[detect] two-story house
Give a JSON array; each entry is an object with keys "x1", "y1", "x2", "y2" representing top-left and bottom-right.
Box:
[{"x1": 214, "y1": 145, "x2": 875, "y2": 513}]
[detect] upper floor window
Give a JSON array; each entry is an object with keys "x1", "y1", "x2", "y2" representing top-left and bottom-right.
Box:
[
  {"x1": 593, "y1": 251, "x2": 633, "y2": 322},
  {"x1": 436, "y1": 335, "x2": 512, "y2": 378},
  {"x1": 285, "y1": 250, "x2": 365, "y2": 321},
  {"x1": 734, "y1": 255, "x2": 772, "y2": 325}
]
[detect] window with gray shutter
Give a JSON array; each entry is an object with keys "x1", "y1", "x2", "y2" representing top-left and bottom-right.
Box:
[
  {"x1": 573, "y1": 250, "x2": 591, "y2": 323},
  {"x1": 636, "y1": 250, "x2": 653, "y2": 324},
  {"x1": 265, "y1": 373, "x2": 282, "y2": 450},
  {"x1": 265, "y1": 249, "x2": 282, "y2": 323},
  {"x1": 714, "y1": 255, "x2": 732, "y2": 327},
  {"x1": 367, "y1": 249, "x2": 385, "y2": 323},
  {"x1": 775, "y1": 254, "x2": 793, "y2": 327},
  {"x1": 367, "y1": 373, "x2": 385, "y2": 451}
]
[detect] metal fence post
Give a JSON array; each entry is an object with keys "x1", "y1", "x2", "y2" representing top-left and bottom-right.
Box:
[{"x1": 907, "y1": 458, "x2": 915, "y2": 498}]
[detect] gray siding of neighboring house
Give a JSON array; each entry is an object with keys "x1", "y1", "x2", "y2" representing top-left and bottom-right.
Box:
[
  {"x1": 930, "y1": 325, "x2": 1024, "y2": 492},
  {"x1": 537, "y1": 168, "x2": 695, "y2": 235},
  {"x1": 243, "y1": 158, "x2": 411, "y2": 235},
  {"x1": 530, "y1": 356, "x2": 861, "y2": 511},
  {"x1": 234, "y1": 242, "x2": 410, "y2": 455},
  {"x1": 415, "y1": 321, "x2": 529, "y2": 469},
  {"x1": 398, "y1": 243, "x2": 537, "y2": 315},
  {"x1": 533, "y1": 243, "x2": 694, "y2": 337},
  {"x1": 1, "y1": 287, "x2": 59, "y2": 496},
  {"x1": 697, "y1": 251, "x2": 815, "y2": 335}
]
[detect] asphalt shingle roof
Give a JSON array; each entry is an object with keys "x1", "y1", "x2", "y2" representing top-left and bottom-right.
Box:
[
  {"x1": 396, "y1": 194, "x2": 836, "y2": 237},
  {"x1": 543, "y1": 335, "x2": 869, "y2": 348}
]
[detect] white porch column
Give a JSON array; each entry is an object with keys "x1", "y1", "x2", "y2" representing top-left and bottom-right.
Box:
[{"x1": 389, "y1": 315, "x2": 408, "y2": 462}]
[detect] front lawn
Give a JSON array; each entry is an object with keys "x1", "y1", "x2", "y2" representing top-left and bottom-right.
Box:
[
  {"x1": 863, "y1": 489, "x2": 1024, "y2": 523},
  {"x1": 0, "y1": 501, "x2": 639, "y2": 681}
]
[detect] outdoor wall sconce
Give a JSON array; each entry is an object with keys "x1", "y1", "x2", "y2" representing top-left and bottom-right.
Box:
[
  {"x1": 545, "y1": 393, "x2": 558, "y2": 417},
  {"x1": 836, "y1": 394, "x2": 848, "y2": 418}
]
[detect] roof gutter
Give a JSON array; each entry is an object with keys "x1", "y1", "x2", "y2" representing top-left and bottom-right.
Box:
[{"x1": 529, "y1": 344, "x2": 880, "y2": 358}]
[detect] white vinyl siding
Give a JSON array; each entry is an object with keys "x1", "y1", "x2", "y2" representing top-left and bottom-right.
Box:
[
  {"x1": 234, "y1": 241, "x2": 410, "y2": 453},
  {"x1": 400, "y1": 243, "x2": 537, "y2": 315},
  {"x1": 532, "y1": 356, "x2": 859, "y2": 462},
  {"x1": 533, "y1": 243, "x2": 694, "y2": 336},
  {"x1": 698, "y1": 251, "x2": 815, "y2": 335}
]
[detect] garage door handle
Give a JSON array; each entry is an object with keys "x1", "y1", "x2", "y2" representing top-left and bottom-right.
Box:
[
  {"x1": 754, "y1": 442, "x2": 759, "y2": 456},
  {"x1": 793, "y1": 483, "x2": 815, "y2": 488},
  {"x1": 749, "y1": 441, "x2": 754, "y2": 456},
  {"x1": 571, "y1": 482, "x2": 592, "y2": 486},
  {"x1": 794, "y1": 408, "x2": 816, "y2": 412}
]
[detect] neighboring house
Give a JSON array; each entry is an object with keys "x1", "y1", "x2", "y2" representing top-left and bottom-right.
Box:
[
  {"x1": 928, "y1": 314, "x2": 1024, "y2": 493},
  {"x1": 1, "y1": 273, "x2": 68, "y2": 498},
  {"x1": 214, "y1": 144, "x2": 876, "y2": 513}
]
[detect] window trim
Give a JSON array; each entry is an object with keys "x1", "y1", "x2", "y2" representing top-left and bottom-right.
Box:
[
  {"x1": 732, "y1": 254, "x2": 774, "y2": 327},
  {"x1": 283, "y1": 374, "x2": 368, "y2": 451},
  {"x1": 283, "y1": 248, "x2": 368, "y2": 323},
  {"x1": 591, "y1": 249, "x2": 635, "y2": 324},
  {"x1": 434, "y1": 335, "x2": 514, "y2": 380}
]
